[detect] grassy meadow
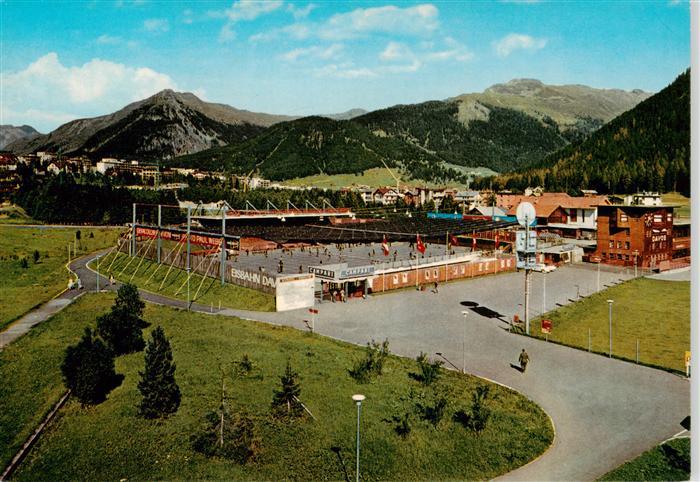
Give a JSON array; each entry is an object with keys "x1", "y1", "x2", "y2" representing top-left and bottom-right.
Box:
[
  {"x1": 0, "y1": 204, "x2": 39, "y2": 225},
  {"x1": 282, "y1": 167, "x2": 455, "y2": 190},
  {"x1": 599, "y1": 437, "x2": 690, "y2": 481},
  {"x1": 0, "y1": 226, "x2": 121, "y2": 330},
  {"x1": 661, "y1": 192, "x2": 690, "y2": 218},
  {"x1": 4, "y1": 293, "x2": 553, "y2": 481},
  {"x1": 532, "y1": 278, "x2": 690, "y2": 372},
  {"x1": 92, "y1": 251, "x2": 275, "y2": 312}
]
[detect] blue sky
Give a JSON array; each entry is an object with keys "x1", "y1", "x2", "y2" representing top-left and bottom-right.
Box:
[{"x1": 0, "y1": 0, "x2": 691, "y2": 132}]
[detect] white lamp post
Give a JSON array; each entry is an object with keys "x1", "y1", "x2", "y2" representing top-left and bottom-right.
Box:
[
  {"x1": 607, "y1": 299, "x2": 614, "y2": 357},
  {"x1": 352, "y1": 394, "x2": 365, "y2": 482},
  {"x1": 461, "y1": 310, "x2": 468, "y2": 374},
  {"x1": 96, "y1": 255, "x2": 101, "y2": 292}
]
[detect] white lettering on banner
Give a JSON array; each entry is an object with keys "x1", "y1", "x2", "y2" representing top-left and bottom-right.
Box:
[{"x1": 230, "y1": 268, "x2": 277, "y2": 288}]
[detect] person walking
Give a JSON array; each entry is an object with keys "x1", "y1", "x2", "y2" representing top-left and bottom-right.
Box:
[{"x1": 519, "y1": 349, "x2": 530, "y2": 372}]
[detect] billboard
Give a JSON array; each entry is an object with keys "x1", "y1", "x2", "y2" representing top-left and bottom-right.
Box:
[{"x1": 276, "y1": 274, "x2": 315, "y2": 311}]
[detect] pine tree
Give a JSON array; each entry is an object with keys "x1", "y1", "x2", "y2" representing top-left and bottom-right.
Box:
[
  {"x1": 138, "y1": 326, "x2": 181, "y2": 418},
  {"x1": 61, "y1": 328, "x2": 120, "y2": 405},
  {"x1": 114, "y1": 283, "x2": 145, "y2": 319},
  {"x1": 96, "y1": 304, "x2": 145, "y2": 355},
  {"x1": 271, "y1": 360, "x2": 302, "y2": 417}
]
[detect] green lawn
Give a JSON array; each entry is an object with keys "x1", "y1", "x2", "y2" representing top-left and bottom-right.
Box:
[
  {"x1": 0, "y1": 226, "x2": 121, "y2": 330},
  {"x1": 599, "y1": 437, "x2": 690, "y2": 481},
  {"x1": 4, "y1": 293, "x2": 553, "y2": 481},
  {"x1": 532, "y1": 278, "x2": 690, "y2": 372},
  {"x1": 662, "y1": 192, "x2": 691, "y2": 219},
  {"x1": 282, "y1": 167, "x2": 454, "y2": 190},
  {"x1": 93, "y1": 251, "x2": 275, "y2": 312}
]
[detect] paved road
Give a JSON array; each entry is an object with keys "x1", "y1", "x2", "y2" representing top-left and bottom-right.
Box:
[{"x1": 8, "y1": 252, "x2": 690, "y2": 481}]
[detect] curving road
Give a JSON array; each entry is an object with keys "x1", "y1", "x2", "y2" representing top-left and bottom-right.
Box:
[{"x1": 39, "y1": 252, "x2": 692, "y2": 480}]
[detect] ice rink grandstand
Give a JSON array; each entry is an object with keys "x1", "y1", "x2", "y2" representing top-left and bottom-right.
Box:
[{"x1": 115, "y1": 202, "x2": 520, "y2": 311}]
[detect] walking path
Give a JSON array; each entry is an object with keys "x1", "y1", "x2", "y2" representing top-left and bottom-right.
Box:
[{"x1": 3, "y1": 251, "x2": 690, "y2": 481}]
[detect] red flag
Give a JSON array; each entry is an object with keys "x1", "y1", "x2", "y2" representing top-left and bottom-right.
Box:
[
  {"x1": 416, "y1": 234, "x2": 426, "y2": 254},
  {"x1": 450, "y1": 234, "x2": 459, "y2": 247},
  {"x1": 381, "y1": 235, "x2": 390, "y2": 256}
]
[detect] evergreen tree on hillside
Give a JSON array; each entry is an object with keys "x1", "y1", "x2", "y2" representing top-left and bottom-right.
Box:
[
  {"x1": 96, "y1": 305, "x2": 145, "y2": 355},
  {"x1": 271, "y1": 361, "x2": 303, "y2": 417},
  {"x1": 114, "y1": 282, "x2": 145, "y2": 319},
  {"x1": 61, "y1": 328, "x2": 120, "y2": 405},
  {"x1": 138, "y1": 326, "x2": 181, "y2": 418}
]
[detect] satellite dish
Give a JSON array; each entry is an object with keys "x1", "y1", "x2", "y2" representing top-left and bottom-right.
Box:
[{"x1": 516, "y1": 202, "x2": 536, "y2": 227}]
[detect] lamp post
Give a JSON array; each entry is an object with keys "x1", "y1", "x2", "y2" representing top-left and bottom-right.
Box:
[
  {"x1": 96, "y1": 255, "x2": 101, "y2": 293},
  {"x1": 597, "y1": 260, "x2": 601, "y2": 292},
  {"x1": 461, "y1": 310, "x2": 468, "y2": 374},
  {"x1": 542, "y1": 272, "x2": 546, "y2": 315},
  {"x1": 352, "y1": 394, "x2": 365, "y2": 482},
  {"x1": 607, "y1": 299, "x2": 614, "y2": 357},
  {"x1": 186, "y1": 267, "x2": 191, "y2": 311},
  {"x1": 633, "y1": 250, "x2": 639, "y2": 277}
]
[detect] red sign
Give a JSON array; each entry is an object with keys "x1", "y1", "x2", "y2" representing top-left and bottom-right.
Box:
[
  {"x1": 541, "y1": 319, "x2": 552, "y2": 334},
  {"x1": 135, "y1": 227, "x2": 222, "y2": 247},
  {"x1": 308, "y1": 308, "x2": 319, "y2": 314}
]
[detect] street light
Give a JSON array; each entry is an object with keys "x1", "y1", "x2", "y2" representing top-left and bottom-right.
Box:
[
  {"x1": 95, "y1": 255, "x2": 101, "y2": 293},
  {"x1": 461, "y1": 310, "x2": 468, "y2": 374},
  {"x1": 351, "y1": 394, "x2": 365, "y2": 482},
  {"x1": 607, "y1": 299, "x2": 614, "y2": 357}
]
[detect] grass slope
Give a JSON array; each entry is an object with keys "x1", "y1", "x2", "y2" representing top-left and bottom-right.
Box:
[
  {"x1": 94, "y1": 251, "x2": 275, "y2": 312},
  {"x1": 532, "y1": 278, "x2": 690, "y2": 372},
  {"x1": 0, "y1": 205, "x2": 39, "y2": 225},
  {"x1": 0, "y1": 226, "x2": 120, "y2": 330},
  {"x1": 662, "y1": 192, "x2": 691, "y2": 219},
  {"x1": 599, "y1": 437, "x2": 690, "y2": 481},
  {"x1": 5, "y1": 294, "x2": 553, "y2": 481}
]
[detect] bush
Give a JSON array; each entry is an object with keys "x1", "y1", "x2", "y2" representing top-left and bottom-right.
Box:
[
  {"x1": 61, "y1": 328, "x2": 121, "y2": 405},
  {"x1": 415, "y1": 388, "x2": 450, "y2": 427},
  {"x1": 191, "y1": 411, "x2": 261, "y2": 463},
  {"x1": 454, "y1": 385, "x2": 491, "y2": 434},
  {"x1": 271, "y1": 360, "x2": 304, "y2": 418},
  {"x1": 348, "y1": 339, "x2": 390, "y2": 383},
  {"x1": 33, "y1": 250, "x2": 40, "y2": 264},
  {"x1": 20, "y1": 257, "x2": 28, "y2": 269},
  {"x1": 138, "y1": 326, "x2": 181, "y2": 418},
  {"x1": 409, "y1": 351, "x2": 443, "y2": 386}
]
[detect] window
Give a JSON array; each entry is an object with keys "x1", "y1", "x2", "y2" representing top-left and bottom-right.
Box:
[
  {"x1": 602, "y1": 252, "x2": 607, "y2": 258},
  {"x1": 617, "y1": 254, "x2": 623, "y2": 260},
  {"x1": 424, "y1": 271, "x2": 430, "y2": 280},
  {"x1": 625, "y1": 254, "x2": 630, "y2": 261},
  {"x1": 461, "y1": 265, "x2": 466, "y2": 274},
  {"x1": 617, "y1": 241, "x2": 622, "y2": 249},
  {"x1": 392, "y1": 274, "x2": 399, "y2": 284},
  {"x1": 433, "y1": 269, "x2": 438, "y2": 278},
  {"x1": 620, "y1": 214, "x2": 628, "y2": 222},
  {"x1": 478, "y1": 263, "x2": 483, "y2": 272},
  {"x1": 667, "y1": 213, "x2": 673, "y2": 222},
  {"x1": 609, "y1": 240, "x2": 614, "y2": 248},
  {"x1": 654, "y1": 214, "x2": 663, "y2": 223},
  {"x1": 625, "y1": 241, "x2": 630, "y2": 250},
  {"x1": 402, "y1": 273, "x2": 408, "y2": 283}
]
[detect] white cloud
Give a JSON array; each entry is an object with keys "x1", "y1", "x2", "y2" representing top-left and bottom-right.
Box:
[
  {"x1": 143, "y1": 18, "x2": 169, "y2": 33},
  {"x1": 282, "y1": 43, "x2": 343, "y2": 62},
  {"x1": 319, "y1": 4, "x2": 439, "y2": 40},
  {"x1": 313, "y1": 63, "x2": 378, "y2": 79},
  {"x1": 217, "y1": 0, "x2": 284, "y2": 41},
  {"x1": 96, "y1": 34, "x2": 121, "y2": 45},
  {"x1": 493, "y1": 33, "x2": 547, "y2": 57},
  {"x1": 252, "y1": 3, "x2": 438, "y2": 43},
  {"x1": 1, "y1": 53, "x2": 179, "y2": 131},
  {"x1": 287, "y1": 3, "x2": 316, "y2": 19},
  {"x1": 380, "y1": 41, "x2": 413, "y2": 61},
  {"x1": 182, "y1": 9, "x2": 193, "y2": 24}
]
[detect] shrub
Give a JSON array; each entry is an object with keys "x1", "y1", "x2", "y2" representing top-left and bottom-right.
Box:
[
  {"x1": 20, "y1": 257, "x2": 28, "y2": 269},
  {"x1": 33, "y1": 250, "x2": 40, "y2": 263},
  {"x1": 138, "y1": 326, "x2": 181, "y2": 418},
  {"x1": 415, "y1": 389, "x2": 449, "y2": 427},
  {"x1": 271, "y1": 360, "x2": 303, "y2": 418},
  {"x1": 454, "y1": 385, "x2": 491, "y2": 434},
  {"x1": 61, "y1": 328, "x2": 121, "y2": 405},
  {"x1": 191, "y1": 411, "x2": 261, "y2": 463},
  {"x1": 409, "y1": 351, "x2": 443, "y2": 386},
  {"x1": 348, "y1": 339, "x2": 390, "y2": 383}
]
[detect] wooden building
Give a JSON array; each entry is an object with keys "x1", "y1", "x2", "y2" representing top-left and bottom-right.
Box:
[{"x1": 594, "y1": 204, "x2": 675, "y2": 269}]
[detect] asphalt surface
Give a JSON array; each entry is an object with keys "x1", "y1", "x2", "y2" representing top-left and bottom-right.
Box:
[{"x1": 4, "y1": 250, "x2": 690, "y2": 481}]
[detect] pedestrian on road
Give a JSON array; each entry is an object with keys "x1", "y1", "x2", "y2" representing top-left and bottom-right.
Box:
[
  {"x1": 519, "y1": 349, "x2": 530, "y2": 372},
  {"x1": 433, "y1": 281, "x2": 439, "y2": 293},
  {"x1": 109, "y1": 274, "x2": 115, "y2": 285}
]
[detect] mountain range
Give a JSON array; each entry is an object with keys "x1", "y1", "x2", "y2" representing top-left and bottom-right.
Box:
[
  {"x1": 6, "y1": 79, "x2": 652, "y2": 182},
  {"x1": 483, "y1": 70, "x2": 690, "y2": 196},
  {"x1": 0, "y1": 125, "x2": 42, "y2": 150}
]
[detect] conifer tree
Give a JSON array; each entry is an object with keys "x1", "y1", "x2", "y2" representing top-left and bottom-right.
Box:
[
  {"x1": 114, "y1": 283, "x2": 145, "y2": 319},
  {"x1": 271, "y1": 360, "x2": 302, "y2": 417},
  {"x1": 138, "y1": 326, "x2": 181, "y2": 418},
  {"x1": 61, "y1": 328, "x2": 119, "y2": 405}
]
